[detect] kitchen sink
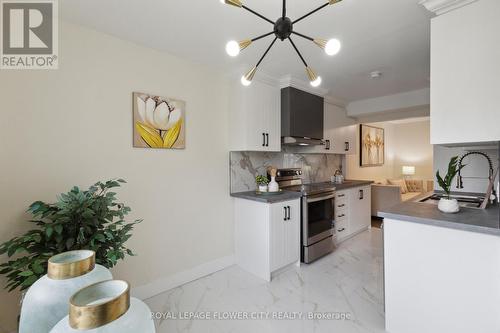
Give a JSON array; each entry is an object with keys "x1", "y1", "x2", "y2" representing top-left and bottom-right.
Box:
[{"x1": 419, "y1": 194, "x2": 485, "y2": 209}]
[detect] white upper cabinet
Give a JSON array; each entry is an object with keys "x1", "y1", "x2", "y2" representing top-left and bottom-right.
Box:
[
  {"x1": 324, "y1": 102, "x2": 357, "y2": 155},
  {"x1": 299, "y1": 101, "x2": 357, "y2": 155},
  {"x1": 229, "y1": 79, "x2": 281, "y2": 151},
  {"x1": 430, "y1": 0, "x2": 500, "y2": 144}
]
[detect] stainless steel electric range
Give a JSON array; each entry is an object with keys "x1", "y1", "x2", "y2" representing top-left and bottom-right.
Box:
[{"x1": 273, "y1": 168, "x2": 336, "y2": 263}]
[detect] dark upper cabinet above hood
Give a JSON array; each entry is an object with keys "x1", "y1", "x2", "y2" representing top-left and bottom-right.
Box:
[{"x1": 281, "y1": 87, "x2": 324, "y2": 146}]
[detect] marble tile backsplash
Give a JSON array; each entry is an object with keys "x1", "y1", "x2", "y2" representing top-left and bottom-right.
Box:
[{"x1": 230, "y1": 151, "x2": 343, "y2": 193}]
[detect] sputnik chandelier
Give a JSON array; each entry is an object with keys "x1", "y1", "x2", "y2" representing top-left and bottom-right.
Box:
[{"x1": 221, "y1": 0, "x2": 342, "y2": 87}]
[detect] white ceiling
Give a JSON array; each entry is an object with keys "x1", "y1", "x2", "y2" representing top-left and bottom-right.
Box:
[{"x1": 60, "y1": 0, "x2": 432, "y2": 102}]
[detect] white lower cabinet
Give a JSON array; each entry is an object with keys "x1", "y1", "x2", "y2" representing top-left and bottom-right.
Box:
[
  {"x1": 348, "y1": 186, "x2": 371, "y2": 235},
  {"x1": 235, "y1": 198, "x2": 300, "y2": 281},
  {"x1": 335, "y1": 186, "x2": 371, "y2": 243}
]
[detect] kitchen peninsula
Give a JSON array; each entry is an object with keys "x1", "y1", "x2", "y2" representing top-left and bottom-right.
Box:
[{"x1": 381, "y1": 202, "x2": 500, "y2": 333}]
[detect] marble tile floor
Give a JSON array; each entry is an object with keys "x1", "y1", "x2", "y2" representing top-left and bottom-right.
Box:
[{"x1": 145, "y1": 229, "x2": 385, "y2": 333}]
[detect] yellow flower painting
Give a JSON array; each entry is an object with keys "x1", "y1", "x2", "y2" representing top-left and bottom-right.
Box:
[{"x1": 133, "y1": 92, "x2": 185, "y2": 149}]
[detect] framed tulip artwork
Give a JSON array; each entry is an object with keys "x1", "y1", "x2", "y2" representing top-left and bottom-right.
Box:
[{"x1": 133, "y1": 92, "x2": 185, "y2": 149}]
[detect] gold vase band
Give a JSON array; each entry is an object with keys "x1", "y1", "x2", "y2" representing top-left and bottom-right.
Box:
[
  {"x1": 69, "y1": 280, "x2": 131, "y2": 330},
  {"x1": 47, "y1": 250, "x2": 96, "y2": 280}
]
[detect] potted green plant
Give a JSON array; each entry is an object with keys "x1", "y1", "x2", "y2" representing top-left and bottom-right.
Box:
[
  {"x1": 436, "y1": 156, "x2": 466, "y2": 213},
  {"x1": 0, "y1": 179, "x2": 141, "y2": 292},
  {"x1": 255, "y1": 175, "x2": 269, "y2": 192}
]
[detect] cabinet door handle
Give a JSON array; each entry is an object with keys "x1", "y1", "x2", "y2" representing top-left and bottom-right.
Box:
[
  {"x1": 359, "y1": 190, "x2": 364, "y2": 200},
  {"x1": 338, "y1": 194, "x2": 345, "y2": 198},
  {"x1": 283, "y1": 207, "x2": 287, "y2": 221},
  {"x1": 325, "y1": 140, "x2": 330, "y2": 150},
  {"x1": 287, "y1": 206, "x2": 291, "y2": 220},
  {"x1": 338, "y1": 228, "x2": 345, "y2": 232},
  {"x1": 338, "y1": 204, "x2": 345, "y2": 207},
  {"x1": 262, "y1": 133, "x2": 266, "y2": 147},
  {"x1": 337, "y1": 214, "x2": 345, "y2": 218},
  {"x1": 345, "y1": 142, "x2": 349, "y2": 151},
  {"x1": 265, "y1": 133, "x2": 269, "y2": 147}
]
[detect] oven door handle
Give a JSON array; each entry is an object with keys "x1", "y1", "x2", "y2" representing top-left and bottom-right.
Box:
[{"x1": 306, "y1": 193, "x2": 335, "y2": 203}]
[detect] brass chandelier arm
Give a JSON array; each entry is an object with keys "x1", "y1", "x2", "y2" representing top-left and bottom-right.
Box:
[
  {"x1": 288, "y1": 37, "x2": 308, "y2": 67},
  {"x1": 293, "y1": 0, "x2": 342, "y2": 25},
  {"x1": 241, "y1": 5, "x2": 275, "y2": 25}
]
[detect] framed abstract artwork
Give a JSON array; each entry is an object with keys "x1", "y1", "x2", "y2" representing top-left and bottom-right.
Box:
[
  {"x1": 133, "y1": 92, "x2": 185, "y2": 149},
  {"x1": 360, "y1": 124, "x2": 384, "y2": 167}
]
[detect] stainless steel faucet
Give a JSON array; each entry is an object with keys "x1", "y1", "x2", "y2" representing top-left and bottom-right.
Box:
[{"x1": 457, "y1": 152, "x2": 496, "y2": 199}]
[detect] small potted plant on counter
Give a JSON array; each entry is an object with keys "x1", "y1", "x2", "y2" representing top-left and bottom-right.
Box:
[
  {"x1": 256, "y1": 175, "x2": 269, "y2": 193},
  {"x1": 436, "y1": 156, "x2": 466, "y2": 213}
]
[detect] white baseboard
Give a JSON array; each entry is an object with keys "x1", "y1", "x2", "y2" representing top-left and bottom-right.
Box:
[{"x1": 131, "y1": 255, "x2": 235, "y2": 300}]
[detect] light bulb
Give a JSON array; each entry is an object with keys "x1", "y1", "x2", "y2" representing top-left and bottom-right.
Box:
[
  {"x1": 325, "y1": 39, "x2": 341, "y2": 56},
  {"x1": 226, "y1": 41, "x2": 240, "y2": 57},
  {"x1": 310, "y1": 76, "x2": 322, "y2": 87},
  {"x1": 241, "y1": 76, "x2": 252, "y2": 86}
]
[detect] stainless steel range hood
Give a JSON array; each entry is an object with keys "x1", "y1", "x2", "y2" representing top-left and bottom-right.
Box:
[{"x1": 281, "y1": 87, "x2": 324, "y2": 146}]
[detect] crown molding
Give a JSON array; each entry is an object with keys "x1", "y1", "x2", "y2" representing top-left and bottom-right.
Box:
[
  {"x1": 324, "y1": 95, "x2": 348, "y2": 108},
  {"x1": 254, "y1": 70, "x2": 280, "y2": 87},
  {"x1": 279, "y1": 75, "x2": 329, "y2": 97},
  {"x1": 419, "y1": 0, "x2": 479, "y2": 15}
]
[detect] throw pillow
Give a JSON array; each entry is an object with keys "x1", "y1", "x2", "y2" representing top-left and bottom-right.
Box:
[{"x1": 388, "y1": 179, "x2": 408, "y2": 194}]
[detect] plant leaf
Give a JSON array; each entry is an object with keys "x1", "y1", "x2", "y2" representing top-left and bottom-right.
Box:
[
  {"x1": 21, "y1": 275, "x2": 38, "y2": 287},
  {"x1": 46, "y1": 226, "x2": 53, "y2": 238},
  {"x1": 94, "y1": 234, "x2": 105, "y2": 242},
  {"x1": 18, "y1": 270, "x2": 33, "y2": 277},
  {"x1": 54, "y1": 224, "x2": 63, "y2": 234}
]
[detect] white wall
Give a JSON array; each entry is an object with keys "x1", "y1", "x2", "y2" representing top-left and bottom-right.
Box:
[
  {"x1": 0, "y1": 22, "x2": 232, "y2": 332},
  {"x1": 393, "y1": 120, "x2": 434, "y2": 180},
  {"x1": 346, "y1": 119, "x2": 434, "y2": 181},
  {"x1": 346, "y1": 121, "x2": 397, "y2": 181}
]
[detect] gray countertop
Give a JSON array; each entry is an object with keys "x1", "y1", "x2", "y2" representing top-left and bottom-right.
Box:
[
  {"x1": 379, "y1": 201, "x2": 500, "y2": 236},
  {"x1": 231, "y1": 180, "x2": 373, "y2": 204},
  {"x1": 231, "y1": 191, "x2": 303, "y2": 203}
]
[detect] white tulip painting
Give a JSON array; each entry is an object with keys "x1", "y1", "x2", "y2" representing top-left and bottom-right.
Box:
[{"x1": 133, "y1": 92, "x2": 185, "y2": 149}]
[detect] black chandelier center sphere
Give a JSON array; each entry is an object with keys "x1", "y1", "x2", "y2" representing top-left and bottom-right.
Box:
[{"x1": 274, "y1": 17, "x2": 293, "y2": 41}]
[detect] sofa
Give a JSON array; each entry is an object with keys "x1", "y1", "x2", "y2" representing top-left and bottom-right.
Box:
[{"x1": 371, "y1": 179, "x2": 434, "y2": 217}]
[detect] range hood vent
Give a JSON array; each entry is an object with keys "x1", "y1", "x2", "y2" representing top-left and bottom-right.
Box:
[
  {"x1": 282, "y1": 137, "x2": 325, "y2": 146},
  {"x1": 281, "y1": 87, "x2": 324, "y2": 146}
]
